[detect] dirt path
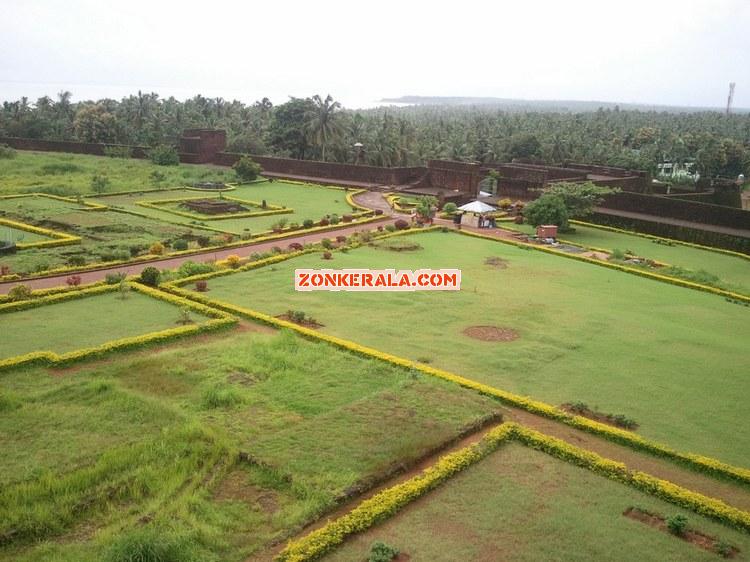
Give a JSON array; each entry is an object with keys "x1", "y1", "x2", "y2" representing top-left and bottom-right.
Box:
[
  {"x1": 353, "y1": 191, "x2": 393, "y2": 215},
  {"x1": 0, "y1": 218, "x2": 391, "y2": 294}
]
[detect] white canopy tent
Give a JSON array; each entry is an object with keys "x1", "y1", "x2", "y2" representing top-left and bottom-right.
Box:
[{"x1": 457, "y1": 200, "x2": 497, "y2": 228}]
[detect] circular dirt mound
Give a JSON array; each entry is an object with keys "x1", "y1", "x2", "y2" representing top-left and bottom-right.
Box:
[{"x1": 463, "y1": 325, "x2": 519, "y2": 342}]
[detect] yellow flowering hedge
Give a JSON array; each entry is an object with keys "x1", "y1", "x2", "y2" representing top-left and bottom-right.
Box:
[
  {"x1": 0, "y1": 217, "x2": 81, "y2": 250},
  {"x1": 0, "y1": 282, "x2": 236, "y2": 371},
  {"x1": 135, "y1": 195, "x2": 292, "y2": 220},
  {"x1": 277, "y1": 422, "x2": 750, "y2": 561},
  {"x1": 276, "y1": 423, "x2": 516, "y2": 562}
]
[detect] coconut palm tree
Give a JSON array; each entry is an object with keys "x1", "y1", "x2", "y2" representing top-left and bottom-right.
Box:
[{"x1": 305, "y1": 94, "x2": 342, "y2": 161}]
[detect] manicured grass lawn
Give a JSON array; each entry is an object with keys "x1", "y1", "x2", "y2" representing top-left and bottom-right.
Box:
[
  {"x1": 188, "y1": 230, "x2": 750, "y2": 466},
  {"x1": 507, "y1": 221, "x2": 750, "y2": 294},
  {"x1": 93, "y1": 180, "x2": 360, "y2": 235},
  {"x1": 0, "y1": 330, "x2": 499, "y2": 561},
  {"x1": 324, "y1": 443, "x2": 750, "y2": 562},
  {"x1": 0, "y1": 291, "x2": 212, "y2": 358},
  {"x1": 0, "y1": 194, "x2": 219, "y2": 275},
  {"x1": 0, "y1": 151, "x2": 229, "y2": 196}
]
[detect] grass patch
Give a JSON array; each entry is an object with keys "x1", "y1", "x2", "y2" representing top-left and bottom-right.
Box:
[
  {"x1": 323, "y1": 444, "x2": 750, "y2": 562},
  {"x1": 187, "y1": 230, "x2": 750, "y2": 466}
]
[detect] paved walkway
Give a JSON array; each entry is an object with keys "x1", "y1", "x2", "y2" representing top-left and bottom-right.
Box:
[
  {"x1": 352, "y1": 190, "x2": 394, "y2": 215},
  {"x1": 0, "y1": 219, "x2": 391, "y2": 293}
]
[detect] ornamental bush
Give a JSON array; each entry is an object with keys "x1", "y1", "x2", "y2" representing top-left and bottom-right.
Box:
[
  {"x1": 442, "y1": 202, "x2": 458, "y2": 214},
  {"x1": 394, "y1": 219, "x2": 409, "y2": 230},
  {"x1": 66, "y1": 275, "x2": 82, "y2": 287},
  {"x1": 172, "y1": 239, "x2": 189, "y2": 251},
  {"x1": 177, "y1": 261, "x2": 215, "y2": 278},
  {"x1": 321, "y1": 238, "x2": 333, "y2": 249},
  {"x1": 342, "y1": 214, "x2": 353, "y2": 223},
  {"x1": 322, "y1": 251, "x2": 332, "y2": 260},
  {"x1": 330, "y1": 214, "x2": 340, "y2": 225},
  {"x1": 523, "y1": 194, "x2": 569, "y2": 229},
  {"x1": 105, "y1": 272, "x2": 127, "y2": 285},
  {"x1": 67, "y1": 255, "x2": 87, "y2": 266},
  {"x1": 195, "y1": 280, "x2": 208, "y2": 292},
  {"x1": 226, "y1": 254, "x2": 241, "y2": 269},
  {"x1": 232, "y1": 156, "x2": 262, "y2": 182},
  {"x1": 667, "y1": 514, "x2": 688, "y2": 536},
  {"x1": 139, "y1": 266, "x2": 161, "y2": 287},
  {"x1": 149, "y1": 242, "x2": 165, "y2": 255},
  {"x1": 303, "y1": 219, "x2": 315, "y2": 229},
  {"x1": 319, "y1": 217, "x2": 330, "y2": 226},
  {"x1": 8, "y1": 284, "x2": 32, "y2": 301},
  {"x1": 369, "y1": 541, "x2": 399, "y2": 562},
  {"x1": 336, "y1": 235, "x2": 346, "y2": 243},
  {"x1": 149, "y1": 145, "x2": 179, "y2": 166},
  {"x1": 288, "y1": 242, "x2": 303, "y2": 251}
]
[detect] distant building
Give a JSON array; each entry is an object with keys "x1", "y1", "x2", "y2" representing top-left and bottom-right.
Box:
[{"x1": 657, "y1": 159, "x2": 698, "y2": 181}]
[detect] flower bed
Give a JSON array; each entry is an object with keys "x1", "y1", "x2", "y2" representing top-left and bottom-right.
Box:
[{"x1": 135, "y1": 195, "x2": 292, "y2": 221}]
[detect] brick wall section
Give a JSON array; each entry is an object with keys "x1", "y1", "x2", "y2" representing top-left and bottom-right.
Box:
[
  {"x1": 215, "y1": 152, "x2": 426, "y2": 185},
  {"x1": 179, "y1": 129, "x2": 226, "y2": 163},
  {"x1": 426, "y1": 160, "x2": 481, "y2": 193},
  {"x1": 601, "y1": 191, "x2": 750, "y2": 230},
  {"x1": 0, "y1": 137, "x2": 149, "y2": 158}
]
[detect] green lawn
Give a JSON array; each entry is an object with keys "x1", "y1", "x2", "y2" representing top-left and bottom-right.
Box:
[
  {"x1": 186, "y1": 230, "x2": 750, "y2": 466},
  {"x1": 0, "y1": 330, "x2": 499, "y2": 561},
  {"x1": 0, "y1": 194, "x2": 220, "y2": 275},
  {"x1": 0, "y1": 290, "x2": 212, "y2": 358},
  {"x1": 507, "y1": 221, "x2": 750, "y2": 294},
  {"x1": 92, "y1": 181, "x2": 360, "y2": 235},
  {"x1": 0, "y1": 151, "x2": 230, "y2": 196},
  {"x1": 324, "y1": 443, "x2": 750, "y2": 562}
]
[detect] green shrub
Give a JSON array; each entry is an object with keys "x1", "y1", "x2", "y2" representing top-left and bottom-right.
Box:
[
  {"x1": 0, "y1": 144, "x2": 16, "y2": 159},
  {"x1": 523, "y1": 193, "x2": 569, "y2": 228},
  {"x1": 103, "y1": 145, "x2": 133, "y2": 158},
  {"x1": 172, "y1": 239, "x2": 189, "y2": 251},
  {"x1": 330, "y1": 213, "x2": 340, "y2": 225},
  {"x1": 105, "y1": 272, "x2": 127, "y2": 285},
  {"x1": 139, "y1": 266, "x2": 161, "y2": 287},
  {"x1": 149, "y1": 169, "x2": 167, "y2": 188},
  {"x1": 91, "y1": 173, "x2": 110, "y2": 194},
  {"x1": 303, "y1": 219, "x2": 315, "y2": 229},
  {"x1": 232, "y1": 155, "x2": 262, "y2": 182},
  {"x1": 610, "y1": 248, "x2": 626, "y2": 260},
  {"x1": 320, "y1": 238, "x2": 333, "y2": 249},
  {"x1": 666, "y1": 514, "x2": 688, "y2": 536},
  {"x1": 271, "y1": 218, "x2": 289, "y2": 232},
  {"x1": 385, "y1": 224, "x2": 396, "y2": 232},
  {"x1": 201, "y1": 385, "x2": 244, "y2": 409},
  {"x1": 7, "y1": 285, "x2": 32, "y2": 302},
  {"x1": 67, "y1": 255, "x2": 87, "y2": 266},
  {"x1": 104, "y1": 527, "x2": 198, "y2": 562},
  {"x1": 442, "y1": 202, "x2": 457, "y2": 214},
  {"x1": 149, "y1": 145, "x2": 180, "y2": 166},
  {"x1": 369, "y1": 541, "x2": 399, "y2": 562}
]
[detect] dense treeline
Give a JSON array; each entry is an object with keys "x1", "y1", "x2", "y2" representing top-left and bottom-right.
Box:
[{"x1": 2, "y1": 91, "x2": 750, "y2": 178}]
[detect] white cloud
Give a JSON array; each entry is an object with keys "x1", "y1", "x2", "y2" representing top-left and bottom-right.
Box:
[{"x1": 1, "y1": 0, "x2": 748, "y2": 108}]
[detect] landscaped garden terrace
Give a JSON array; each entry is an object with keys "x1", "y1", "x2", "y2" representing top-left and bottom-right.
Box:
[{"x1": 173, "y1": 228, "x2": 750, "y2": 467}]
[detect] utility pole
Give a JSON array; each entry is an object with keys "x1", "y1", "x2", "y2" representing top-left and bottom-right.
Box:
[{"x1": 726, "y1": 82, "x2": 736, "y2": 115}]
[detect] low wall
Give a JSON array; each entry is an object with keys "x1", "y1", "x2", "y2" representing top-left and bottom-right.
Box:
[
  {"x1": 0, "y1": 137, "x2": 149, "y2": 158},
  {"x1": 600, "y1": 191, "x2": 750, "y2": 230}
]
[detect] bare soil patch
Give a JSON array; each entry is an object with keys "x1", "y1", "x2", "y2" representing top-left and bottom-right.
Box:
[
  {"x1": 213, "y1": 469, "x2": 279, "y2": 514},
  {"x1": 463, "y1": 325, "x2": 519, "y2": 342},
  {"x1": 484, "y1": 256, "x2": 509, "y2": 269},
  {"x1": 623, "y1": 507, "x2": 738, "y2": 558}
]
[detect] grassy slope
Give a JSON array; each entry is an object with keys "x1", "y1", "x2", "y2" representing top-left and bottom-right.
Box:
[
  {"x1": 0, "y1": 151, "x2": 229, "y2": 196},
  {"x1": 325, "y1": 443, "x2": 750, "y2": 562},
  {"x1": 508, "y1": 222, "x2": 750, "y2": 294},
  {"x1": 191, "y1": 231, "x2": 750, "y2": 465},
  {"x1": 93, "y1": 181, "x2": 359, "y2": 235},
  {"x1": 0, "y1": 225, "x2": 50, "y2": 244},
  {"x1": 0, "y1": 291, "x2": 212, "y2": 358},
  {"x1": 0, "y1": 330, "x2": 499, "y2": 561}
]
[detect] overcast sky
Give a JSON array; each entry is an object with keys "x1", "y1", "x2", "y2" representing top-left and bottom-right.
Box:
[{"x1": 2, "y1": 0, "x2": 749, "y2": 109}]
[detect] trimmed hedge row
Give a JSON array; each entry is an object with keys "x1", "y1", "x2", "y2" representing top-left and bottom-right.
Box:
[
  {"x1": 0, "y1": 217, "x2": 81, "y2": 250},
  {"x1": 277, "y1": 423, "x2": 750, "y2": 561},
  {"x1": 0, "y1": 279, "x2": 108, "y2": 303},
  {"x1": 0, "y1": 282, "x2": 236, "y2": 371},
  {"x1": 276, "y1": 424, "x2": 516, "y2": 562},
  {"x1": 135, "y1": 195, "x2": 292, "y2": 221},
  {"x1": 458, "y1": 229, "x2": 750, "y2": 304}
]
